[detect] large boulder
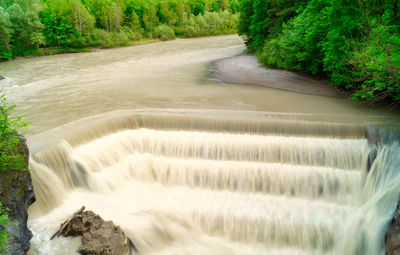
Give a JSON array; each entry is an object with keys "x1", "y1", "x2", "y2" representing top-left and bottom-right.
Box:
[
  {"x1": 0, "y1": 135, "x2": 36, "y2": 255},
  {"x1": 61, "y1": 210, "x2": 134, "y2": 255}
]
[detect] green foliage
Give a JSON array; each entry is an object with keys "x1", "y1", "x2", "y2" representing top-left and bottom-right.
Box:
[
  {"x1": 258, "y1": 0, "x2": 329, "y2": 75},
  {"x1": 0, "y1": 0, "x2": 43, "y2": 55},
  {"x1": 0, "y1": 92, "x2": 28, "y2": 253},
  {"x1": 179, "y1": 11, "x2": 238, "y2": 37},
  {"x1": 69, "y1": 0, "x2": 95, "y2": 35},
  {"x1": 239, "y1": 0, "x2": 307, "y2": 51},
  {"x1": 40, "y1": 2, "x2": 78, "y2": 47},
  {"x1": 350, "y1": 22, "x2": 400, "y2": 102},
  {"x1": 0, "y1": 7, "x2": 12, "y2": 59},
  {"x1": 238, "y1": 0, "x2": 400, "y2": 104},
  {"x1": 229, "y1": 0, "x2": 240, "y2": 13},
  {"x1": 0, "y1": 203, "x2": 10, "y2": 254},
  {"x1": 153, "y1": 24, "x2": 175, "y2": 40},
  {"x1": 0, "y1": 92, "x2": 29, "y2": 172},
  {"x1": 189, "y1": 0, "x2": 206, "y2": 15},
  {"x1": 237, "y1": 0, "x2": 252, "y2": 48},
  {"x1": 0, "y1": 0, "x2": 239, "y2": 59},
  {"x1": 249, "y1": 0, "x2": 269, "y2": 50}
]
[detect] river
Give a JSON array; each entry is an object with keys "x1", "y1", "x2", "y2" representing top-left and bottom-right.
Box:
[{"x1": 0, "y1": 35, "x2": 399, "y2": 255}]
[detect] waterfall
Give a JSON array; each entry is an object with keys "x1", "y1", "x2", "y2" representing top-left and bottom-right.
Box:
[{"x1": 27, "y1": 111, "x2": 400, "y2": 255}]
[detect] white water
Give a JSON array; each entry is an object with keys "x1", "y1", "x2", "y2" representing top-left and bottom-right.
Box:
[
  {"x1": 25, "y1": 111, "x2": 400, "y2": 255},
  {"x1": 0, "y1": 35, "x2": 399, "y2": 254}
]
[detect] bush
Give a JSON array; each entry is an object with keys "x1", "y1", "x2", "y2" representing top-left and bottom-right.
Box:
[
  {"x1": 86, "y1": 28, "x2": 109, "y2": 47},
  {"x1": 0, "y1": 92, "x2": 29, "y2": 172},
  {"x1": 180, "y1": 11, "x2": 238, "y2": 38},
  {"x1": 0, "y1": 203, "x2": 10, "y2": 253},
  {"x1": 64, "y1": 34, "x2": 89, "y2": 48},
  {"x1": 350, "y1": 23, "x2": 400, "y2": 102},
  {"x1": 120, "y1": 26, "x2": 143, "y2": 41},
  {"x1": 84, "y1": 27, "x2": 143, "y2": 48},
  {"x1": 153, "y1": 25, "x2": 175, "y2": 41},
  {"x1": 258, "y1": 3, "x2": 328, "y2": 75}
]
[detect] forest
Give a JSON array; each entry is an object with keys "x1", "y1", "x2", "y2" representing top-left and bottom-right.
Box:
[
  {"x1": 1, "y1": 0, "x2": 399, "y2": 104},
  {"x1": 0, "y1": 0, "x2": 239, "y2": 59},
  {"x1": 238, "y1": 0, "x2": 400, "y2": 104}
]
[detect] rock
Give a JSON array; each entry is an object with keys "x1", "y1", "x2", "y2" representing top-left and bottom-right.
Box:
[
  {"x1": 387, "y1": 202, "x2": 400, "y2": 255},
  {"x1": 0, "y1": 76, "x2": 4, "y2": 80},
  {"x1": 0, "y1": 135, "x2": 36, "y2": 255},
  {"x1": 61, "y1": 210, "x2": 134, "y2": 255}
]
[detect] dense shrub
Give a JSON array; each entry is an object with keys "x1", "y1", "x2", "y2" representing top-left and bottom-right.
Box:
[
  {"x1": 0, "y1": 92, "x2": 29, "y2": 172},
  {"x1": 0, "y1": 203, "x2": 10, "y2": 254},
  {"x1": 350, "y1": 23, "x2": 400, "y2": 102},
  {"x1": 180, "y1": 11, "x2": 238, "y2": 37},
  {"x1": 153, "y1": 24, "x2": 175, "y2": 41}
]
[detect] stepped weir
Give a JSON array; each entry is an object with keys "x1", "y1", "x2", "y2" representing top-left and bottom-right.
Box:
[{"x1": 27, "y1": 110, "x2": 400, "y2": 255}]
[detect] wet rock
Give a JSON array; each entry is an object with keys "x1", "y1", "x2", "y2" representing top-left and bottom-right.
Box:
[
  {"x1": 0, "y1": 135, "x2": 36, "y2": 255},
  {"x1": 0, "y1": 76, "x2": 5, "y2": 80},
  {"x1": 387, "y1": 202, "x2": 400, "y2": 255},
  {"x1": 61, "y1": 210, "x2": 134, "y2": 255}
]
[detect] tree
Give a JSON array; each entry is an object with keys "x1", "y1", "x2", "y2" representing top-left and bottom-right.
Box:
[
  {"x1": 99, "y1": 1, "x2": 124, "y2": 31},
  {"x1": 159, "y1": 1, "x2": 176, "y2": 25},
  {"x1": 130, "y1": 10, "x2": 141, "y2": 31},
  {"x1": 249, "y1": 0, "x2": 269, "y2": 50},
  {"x1": 0, "y1": 0, "x2": 240, "y2": 58},
  {"x1": 219, "y1": 0, "x2": 230, "y2": 11},
  {"x1": 238, "y1": 0, "x2": 400, "y2": 104},
  {"x1": 350, "y1": 19, "x2": 400, "y2": 102},
  {"x1": 69, "y1": 0, "x2": 95, "y2": 34},
  {"x1": 237, "y1": 0, "x2": 253, "y2": 48},
  {"x1": 7, "y1": 3, "x2": 30, "y2": 55},
  {"x1": 175, "y1": 0, "x2": 189, "y2": 25},
  {"x1": 40, "y1": 0, "x2": 77, "y2": 46},
  {"x1": 0, "y1": 7, "x2": 12, "y2": 59},
  {"x1": 5, "y1": 1, "x2": 44, "y2": 56},
  {"x1": 189, "y1": 0, "x2": 205, "y2": 15},
  {"x1": 142, "y1": 2, "x2": 158, "y2": 32}
]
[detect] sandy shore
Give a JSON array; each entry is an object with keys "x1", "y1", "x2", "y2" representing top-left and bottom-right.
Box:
[{"x1": 211, "y1": 55, "x2": 343, "y2": 97}]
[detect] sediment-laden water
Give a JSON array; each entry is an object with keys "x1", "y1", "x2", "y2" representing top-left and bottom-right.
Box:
[{"x1": 0, "y1": 35, "x2": 399, "y2": 254}]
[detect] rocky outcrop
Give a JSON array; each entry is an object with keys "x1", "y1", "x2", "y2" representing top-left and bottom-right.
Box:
[
  {"x1": 387, "y1": 202, "x2": 400, "y2": 255},
  {"x1": 61, "y1": 210, "x2": 134, "y2": 255},
  {"x1": 0, "y1": 135, "x2": 36, "y2": 255}
]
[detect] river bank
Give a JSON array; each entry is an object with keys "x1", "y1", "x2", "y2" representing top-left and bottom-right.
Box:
[
  {"x1": 0, "y1": 136, "x2": 35, "y2": 255},
  {"x1": 19, "y1": 39, "x2": 161, "y2": 59},
  {"x1": 211, "y1": 55, "x2": 343, "y2": 97},
  {"x1": 3, "y1": 33, "x2": 237, "y2": 63}
]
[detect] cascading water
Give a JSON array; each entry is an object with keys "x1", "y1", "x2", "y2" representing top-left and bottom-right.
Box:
[{"x1": 26, "y1": 110, "x2": 400, "y2": 255}]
